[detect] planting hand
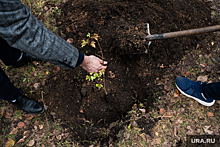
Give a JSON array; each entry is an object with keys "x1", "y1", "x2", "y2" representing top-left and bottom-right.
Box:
[{"x1": 80, "y1": 55, "x2": 107, "y2": 73}]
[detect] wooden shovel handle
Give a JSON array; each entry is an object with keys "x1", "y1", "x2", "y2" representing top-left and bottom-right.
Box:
[{"x1": 145, "y1": 25, "x2": 220, "y2": 41}]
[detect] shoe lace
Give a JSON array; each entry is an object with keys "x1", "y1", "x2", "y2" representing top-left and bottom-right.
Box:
[{"x1": 190, "y1": 81, "x2": 204, "y2": 93}]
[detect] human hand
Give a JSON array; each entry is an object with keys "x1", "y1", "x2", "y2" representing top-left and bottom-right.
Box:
[{"x1": 80, "y1": 55, "x2": 107, "y2": 73}]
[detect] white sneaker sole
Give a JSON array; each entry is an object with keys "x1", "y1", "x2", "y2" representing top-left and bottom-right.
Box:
[{"x1": 175, "y1": 84, "x2": 215, "y2": 107}]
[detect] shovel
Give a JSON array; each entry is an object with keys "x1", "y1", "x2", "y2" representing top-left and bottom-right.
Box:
[{"x1": 145, "y1": 23, "x2": 220, "y2": 41}]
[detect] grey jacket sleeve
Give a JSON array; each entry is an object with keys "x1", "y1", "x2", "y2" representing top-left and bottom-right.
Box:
[{"x1": 0, "y1": 0, "x2": 82, "y2": 69}]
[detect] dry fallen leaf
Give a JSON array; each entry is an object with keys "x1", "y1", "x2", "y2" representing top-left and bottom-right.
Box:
[
  {"x1": 160, "y1": 64, "x2": 164, "y2": 68},
  {"x1": 60, "y1": 33, "x2": 66, "y2": 39},
  {"x1": 164, "y1": 85, "x2": 171, "y2": 91},
  {"x1": 159, "y1": 108, "x2": 166, "y2": 115},
  {"x1": 56, "y1": 135, "x2": 62, "y2": 140},
  {"x1": 67, "y1": 38, "x2": 73, "y2": 44},
  {"x1": 50, "y1": 112, "x2": 56, "y2": 116},
  {"x1": 91, "y1": 33, "x2": 100, "y2": 41},
  {"x1": 174, "y1": 93, "x2": 179, "y2": 98},
  {"x1": 175, "y1": 89, "x2": 180, "y2": 95},
  {"x1": 44, "y1": 6, "x2": 48, "y2": 11},
  {"x1": 23, "y1": 130, "x2": 29, "y2": 136},
  {"x1": 207, "y1": 112, "x2": 214, "y2": 117},
  {"x1": 26, "y1": 114, "x2": 34, "y2": 120},
  {"x1": 34, "y1": 125, "x2": 38, "y2": 130},
  {"x1": 124, "y1": 133, "x2": 131, "y2": 140},
  {"x1": 175, "y1": 118, "x2": 183, "y2": 126},
  {"x1": 34, "y1": 120, "x2": 40, "y2": 126},
  {"x1": 28, "y1": 140, "x2": 35, "y2": 146},
  {"x1": 108, "y1": 136, "x2": 113, "y2": 146},
  {"x1": 203, "y1": 126, "x2": 213, "y2": 135},
  {"x1": 64, "y1": 133, "x2": 69, "y2": 138},
  {"x1": 144, "y1": 113, "x2": 150, "y2": 119},
  {"x1": 50, "y1": 112, "x2": 56, "y2": 119},
  {"x1": 131, "y1": 121, "x2": 137, "y2": 127},
  {"x1": 79, "y1": 106, "x2": 84, "y2": 113},
  {"x1": 27, "y1": 82, "x2": 32, "y2": 87},
  {"x1": 44, "y1": 104, "x2": 49, "y2": 110},
  {"x1": 108, "y1": 71, "x2": 115, "y2": 79},
  {"x1": 139, "y1": 109, "x2": 146, "y2": 113},
  {"x1": 33, "y1": 83, "x2": 40, "y2": 90},
  {"x1": 187, "y1": 126, "x2": 192, "y2": 130},
  {"x1": 33, "y1": 71, "x2": 38, "y2": 77},
  {"x1": 39, "y1": 125, "x2": 44, "y2": 130},
  {"x1": 5, "y1": 139, "x2": 15, "y2": 147},
  {"x1": 200, "y1": 63, "x2": 206, "y2": 67},
  {"x1": 185, "y1": 71, "x2": 190, "y2": 77},
  {"x1": 9, "y1": 127, "x2": 18, "y2": 135},
  {"x1": 196, "y1": 43, "x2": 201, "y2": 49},
  {"x1": 1, "y1": 107, "x2": 5, "y2": 116},
  {"x1": 90, "y1": 41, "x2": 96, "y2": 48},
  {"x1": 17, "y1": 138, "x2": 25, "y2": 144},
  {"x1": 164, "y1": 112, "x2": 173, "y2": 117},
  {"x1": 155, "y1": 131, "x2": 159, "y2": 137},
  {"x1": 66, "y1": 27, "x2": 71, "y2": 33},
  {"x1": 197, "y1": 75, "x2": 208, "y2": 82},
  {"x1": 53, "y1": 66, "x2": 60, "y2": 73},
  {"x1": 180, "y1": 108, "x2": 185, "y2": 113},
  {"x1": 132, "y1": 104, "x2": 137, "y2": 110},
  {"x1": 17, "y1": 122, "x2": 25, "y2": 129}
]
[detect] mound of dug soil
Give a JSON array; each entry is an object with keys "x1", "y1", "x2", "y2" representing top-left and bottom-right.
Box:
[{"x1": 43, "y1": 0, "x2": 216, "y2": 144}]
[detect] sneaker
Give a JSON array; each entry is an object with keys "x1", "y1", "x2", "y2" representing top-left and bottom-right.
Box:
[{"x1": 175, "y1": 77, "x2": 215, "y2": 106}]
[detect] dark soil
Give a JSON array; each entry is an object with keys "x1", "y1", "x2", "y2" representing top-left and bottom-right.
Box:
[{"x1": 43, "y1": 0, "x2": 216, "y2": 144}]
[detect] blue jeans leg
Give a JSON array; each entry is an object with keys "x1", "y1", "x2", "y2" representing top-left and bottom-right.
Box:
[
  {"x1": 203, "y1": 82, "x2": 220, "y2": 100},
  {"x1": 0, "y1": 67, "x2": 20, "y2": 101}
]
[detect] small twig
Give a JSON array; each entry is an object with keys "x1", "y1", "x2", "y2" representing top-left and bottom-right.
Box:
[
  {"x1": 157, "y1": 113, "x2": 174, "y2": 119},
  {"x1": 95, "y1": 21, "x2": 107, "y2": 95},
  {"x1": 97, "y1": 119, "x2": 103, "y2": 123},
  {"x1": 97, "y1": 40, "x2": 107, "y2": 95},
  {"x1": 46, "y1": 70, "x2": 61, "y2": 81},
  {"x1": 98, "y1": 18, "x2": 103, "y2": 34},
  {"x1": 95, "y1": 54, "x2": 106, "y2": 60},
  {"x1": 98, "y1": 24, "x2": 101, "y2": 35},
  {"x1": 97, "y1": 40, "x2": 104, "y2": 60},
  {"x1": 160, "y1": 115, "x2": 173, "y2": 118},
  {"x1": 60, "y1": 122, "x2": 74, "y2": 131},
  {"x1": 41, "y1": 91, "x2": 50, "y2": 128}
]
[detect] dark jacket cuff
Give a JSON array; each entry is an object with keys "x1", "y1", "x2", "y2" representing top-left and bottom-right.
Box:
[{"x1": 76, "y1": 52, "x2": 84, "y2": 67}]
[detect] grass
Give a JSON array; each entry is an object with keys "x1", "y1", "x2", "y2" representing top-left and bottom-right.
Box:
[
  {"x1": 1, "y1": 62, "x2": 53, "y2": 97},
  {"x1": 21, "y1": 0, "x2": 62, "y2": 34},
  {"x1": 117, "y1": 126, "x2": 149, "y2": 147}
]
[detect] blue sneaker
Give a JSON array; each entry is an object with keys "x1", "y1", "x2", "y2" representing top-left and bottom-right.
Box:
[{"x1": 175, "y1": 77, "x2": 215, "y2": 106}]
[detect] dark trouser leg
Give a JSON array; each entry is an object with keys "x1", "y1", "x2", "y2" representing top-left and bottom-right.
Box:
[
  {"x1": 0, "y1": 37, "x2": 21, "y2": 66},
  {"x1": 0, "y1": 67, "x2": 20, "y2": 101},
  {"x1": 203, "y1": 82, "x2": 220, "y2": 100}
]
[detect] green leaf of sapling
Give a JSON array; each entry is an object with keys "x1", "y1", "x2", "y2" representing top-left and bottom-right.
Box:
[{"x1": 87, "y1": 33, "x2": 91, "y2": 38}]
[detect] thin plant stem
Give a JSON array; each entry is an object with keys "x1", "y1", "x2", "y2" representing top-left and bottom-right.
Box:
[{"x1": 97, "y1": 40, "x2": 107, "y2": 95}]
